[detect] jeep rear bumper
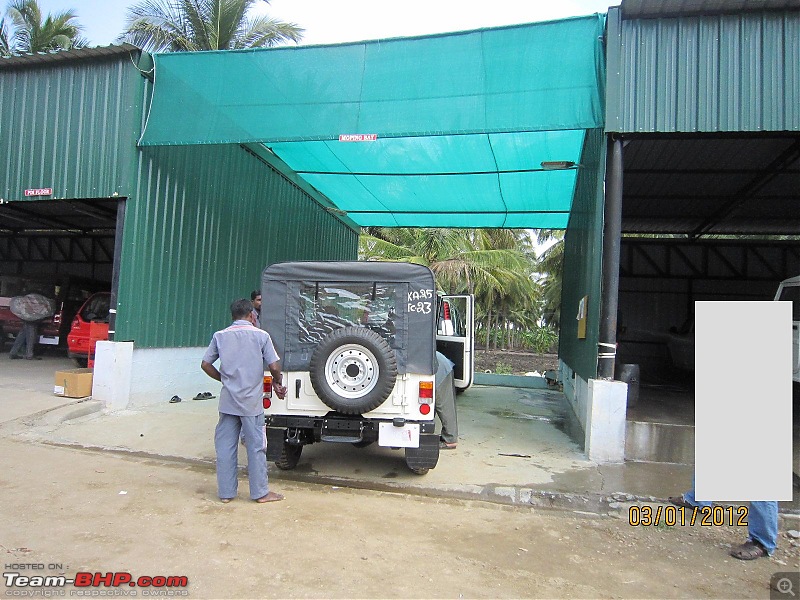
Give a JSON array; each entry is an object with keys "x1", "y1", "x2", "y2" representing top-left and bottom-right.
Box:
[
  {"x1": 265, "y1": 414, "x2": 439, "y2": 469},
  {"x1": 266, "y1": 414, "x2": 435, "y2": 441}
]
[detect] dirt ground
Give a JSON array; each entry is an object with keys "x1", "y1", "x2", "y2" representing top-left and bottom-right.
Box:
[
  {"x1": 475, "y1": 349, "x2": 559, "y2": 375},
  {"x1": 2, "y1": 436, "x2": 798, "y2": 599}
]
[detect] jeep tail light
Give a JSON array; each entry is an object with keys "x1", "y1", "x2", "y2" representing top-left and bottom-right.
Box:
[
  {"x1": 263, "y1": 375, "x2": 273, "y2": 395},
  {"x1": 71, "y1": 317, "x2": 80, "y2": 329},
  {"x1": 442, "y1": 301, "x2": 450, "y2": 321},
  {"x1": 418, "y1": 381, "x2": 433, "y2": 401},
  {"x1": 419, "y1": 403, "x2": 431, "y2": 415},
  {"x1": 263, "y1": 397, "x2": 272, "y2": 410}
]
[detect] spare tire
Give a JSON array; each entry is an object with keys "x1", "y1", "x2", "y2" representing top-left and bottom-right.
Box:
[
  {"x1": 309, "y1": 326, "x2": 397, "y2": 415},
  {"x1": 10, "y1": 294, "x2": 55, "y2": 322}
]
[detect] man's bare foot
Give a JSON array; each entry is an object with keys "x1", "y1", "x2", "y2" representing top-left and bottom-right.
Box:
[
  {"x1": 256, "y1": 492, "x2": 284, "y2": 503},
  {"x1": 220, "y1": 498, "x2": 233, "y2": 503}
]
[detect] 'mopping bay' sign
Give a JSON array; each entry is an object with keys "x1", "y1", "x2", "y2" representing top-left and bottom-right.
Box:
[
  {"x1": 24, "y1": 187, "x2": 53, "y2": 197},
  {"x1": 339, "y1": 134, "x2": 377, "y2": 142}
]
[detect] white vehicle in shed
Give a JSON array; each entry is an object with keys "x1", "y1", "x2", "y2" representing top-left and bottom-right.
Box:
[{"x1": 774, "y1": 275, "x2": 800, "y2": 384}]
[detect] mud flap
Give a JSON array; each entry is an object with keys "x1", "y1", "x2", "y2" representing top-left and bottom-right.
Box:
[
  {"x1": 404, "y1": 433, "x2": 440, "y2": 470},
  {"x1": 265, "y1": 427, "x2": 286, "y2": 462}
]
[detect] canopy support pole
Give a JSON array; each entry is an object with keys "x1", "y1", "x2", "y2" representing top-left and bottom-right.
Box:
[{"x1": 598, "y1": 136, "x2": 623, "y2": 379}]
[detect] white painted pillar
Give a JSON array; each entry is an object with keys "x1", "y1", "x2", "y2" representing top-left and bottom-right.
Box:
[
  {"x1": 92, "y1": 341, "x2": 134, "y2": 410},
  {"x1": 585, "y1": 378, "x2": 627, "y2": 463}
]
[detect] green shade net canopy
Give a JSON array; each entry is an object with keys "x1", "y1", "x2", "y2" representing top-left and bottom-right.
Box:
[{"x1": 140, "y1": 14, "x2": 606, "y2": 228}]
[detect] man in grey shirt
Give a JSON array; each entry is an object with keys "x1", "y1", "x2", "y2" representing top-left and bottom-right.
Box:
[{"x1": 201, "y1": 298, "x2": 287, "y2": 503}]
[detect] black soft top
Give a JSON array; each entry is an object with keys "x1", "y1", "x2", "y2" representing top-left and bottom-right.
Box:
[
  {"x1": 263, "y1": 261, "x2": 434, "y2": 286},
  {"x1": 262, "y1": 261, "x2": 437, "y2": 375}
]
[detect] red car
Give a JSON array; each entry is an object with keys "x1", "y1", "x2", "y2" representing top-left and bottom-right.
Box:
[
  {"x1": 0, "y1": 275, "x2": 103, "y2": 353},
  {"x1": 67, "y1": 292, "x2": 112, "y2": 367}
]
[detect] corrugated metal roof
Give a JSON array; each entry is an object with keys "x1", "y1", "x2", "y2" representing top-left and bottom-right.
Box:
[
  {"x1": 621, "y1": 0, "x2": 800, "y2": 19},
  {"x1": 606, "y1": 7, "x2": 800, "y2": 133},
  {"x1": 0, "y1": 50, "x2": 148, "y2": 201},
  {"x1": 0, "y1": 43, "x2": 141, "y2": 69},
  {"x1": 622, "y1": 135, "x2": 800, "y2": 235}
]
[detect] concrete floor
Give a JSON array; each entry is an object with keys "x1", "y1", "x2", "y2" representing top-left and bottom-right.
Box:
[{"x1": 3, "y1": 352, "x2": 798, "y2": 514}]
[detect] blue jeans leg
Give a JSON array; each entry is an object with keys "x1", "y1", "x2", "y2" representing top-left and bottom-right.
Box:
[
  {"x1": 241, "y1": 413, "x2": 268, "y2": 500},
  {"x1": 747, "y1": 501, "x2": 778, "y2": 554},
  {"x1": 214, "y1": 413, "x2": 241, "y2": 500},
  {"x1": 9, "y1": 325, "x2": 29, "y2": 357}
]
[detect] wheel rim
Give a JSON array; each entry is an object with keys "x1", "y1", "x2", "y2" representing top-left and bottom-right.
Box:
[{"x1": 324, "y1": 343, "x2": 380, "y2": 398}]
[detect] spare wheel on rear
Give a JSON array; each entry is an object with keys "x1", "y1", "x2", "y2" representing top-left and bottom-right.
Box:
[{"x1": 309, "y1": 326, "x2": 397, "y2": 415}]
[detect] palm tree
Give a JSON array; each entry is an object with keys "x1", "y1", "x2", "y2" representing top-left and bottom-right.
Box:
[
  {"x1": 3, "y1": 0, "x2": 84, "y2": 55},
  {"x1": 119, "y1": 0, "x2": 303, "y2": 52},
  {"x1": 0, "y1": 18, "x2": 11, "y2": 56},
  {"x1": 360, "y1": 227, "x2": 542, "y2": 351},
  {"x1": 533, "y1": 230, "x2": 564, "y2": 327},
  {"x1": 359, "y1": 228, "x2": 530, "y2": 296}
]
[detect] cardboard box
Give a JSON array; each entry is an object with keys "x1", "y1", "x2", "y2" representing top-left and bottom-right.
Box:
[{"x1": 54, "y1": 368, "x2": 93, "y2": 398}]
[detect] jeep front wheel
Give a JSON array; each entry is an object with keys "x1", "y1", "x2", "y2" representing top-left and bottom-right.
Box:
[{"x1": 309, "y1": 327, "x2": 397, "y2": 415}]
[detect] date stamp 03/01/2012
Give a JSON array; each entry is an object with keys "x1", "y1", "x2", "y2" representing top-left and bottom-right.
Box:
[{"x1": 628, "y1": 505, "x2": 748, "y2": 527}]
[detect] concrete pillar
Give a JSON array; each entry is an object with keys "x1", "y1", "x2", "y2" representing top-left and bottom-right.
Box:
[
  {"x1": 585, "y1": 378, "x2": 627, "y2": 463},
  {"x1": 92, "y1": 341, "x2": 133, "y2": 410}
]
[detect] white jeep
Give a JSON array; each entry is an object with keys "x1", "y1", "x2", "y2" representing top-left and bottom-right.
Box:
[{"x1": 261, "y1": 261, "x2": 473, "y2": 474}]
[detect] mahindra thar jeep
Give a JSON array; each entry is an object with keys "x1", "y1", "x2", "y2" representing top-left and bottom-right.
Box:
[{"x1": 260, "y1": 261, "x2": 473, "y2": 474}]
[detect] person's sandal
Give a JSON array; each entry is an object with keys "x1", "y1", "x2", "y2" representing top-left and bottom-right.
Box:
[
  {"x1": 667, "y1": 495, "x2": 694, "y2": 509},
  {"x1": 730, "y1": 540, "x2": 768, "y2": 560},
  {"x1": 439, "y1": 440, "x2": 457, "y2": 450}
]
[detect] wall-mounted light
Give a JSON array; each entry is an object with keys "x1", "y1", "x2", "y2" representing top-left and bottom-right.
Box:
[{"x1": 540, "y1": 161, "x2": 577, "y2": 170}]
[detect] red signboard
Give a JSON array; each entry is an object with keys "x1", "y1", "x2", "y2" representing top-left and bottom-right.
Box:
[
  {"x1": 24, "y1": 188, "x2": 53, "y2": 197},
  {"x1": 339, "y1": 134, "x2": 378, "y2": 142}
]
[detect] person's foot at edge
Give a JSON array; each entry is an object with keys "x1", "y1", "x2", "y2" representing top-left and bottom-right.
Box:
[
  {"x1": 256, "y1": 492, "x2": 284, "y2": 503},
  {"x1": 729, "y1": 540, "x2": 768, "y2": 560}
]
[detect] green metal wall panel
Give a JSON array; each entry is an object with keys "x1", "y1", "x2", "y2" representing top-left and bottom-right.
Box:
[
  {"x1": 0, "y1": 55, "x2": 146, "y2": 200},
  {"x1": 115, "y1": 144, "x2": 357, "y2": 348},
  {"x1": 606, "y1": 7, "x2": 800, "y2": 133},
  {"x1": 558, "y1": 128, "x2": 606, "y2": 380}
]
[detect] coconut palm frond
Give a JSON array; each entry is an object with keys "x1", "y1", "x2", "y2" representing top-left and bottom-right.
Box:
[
  {"x1": 120, "y1": 0, "x2": 302, "y2": 51},
  {"x1": 5, "y1": 0, "x2": 83, "y2": 54},
  {"x1": 1, "y1": 18, "x2": 14, "y2": 56},
  {"x1": 236, "y1": 14, "x2": 303, "y2": 48}
]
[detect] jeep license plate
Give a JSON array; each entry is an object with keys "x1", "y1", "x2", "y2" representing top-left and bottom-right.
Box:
[{"x1": 378, "y1": 422, "x2": 420, "y2": 448}]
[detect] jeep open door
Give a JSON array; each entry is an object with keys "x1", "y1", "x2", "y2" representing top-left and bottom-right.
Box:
[{"x1": 436, "y1": 294, "x2": 474, "y2": 392}]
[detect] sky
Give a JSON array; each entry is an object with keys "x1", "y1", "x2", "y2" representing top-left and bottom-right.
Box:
[{"x1": 31, "y1": 0, "x2": 614, "y2": 47}]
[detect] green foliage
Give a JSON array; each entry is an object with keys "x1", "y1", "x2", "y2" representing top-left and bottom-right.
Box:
[
  {"x1": 533, "y1": 230, "x2": 564, "y2": 328},
  {"x1": 360, "y1": 227, "x2": 564, "y2": 352},
  {"x1": 521, "y1": 326, "x2": 559, "y2": 354},
  {"x1": 494, "y1": 362, "x2": 513, "y2": 375},
  {"x1": 3, "y1": 0, "x2": 84, "y2": 56},
  {"x1": 119, "y1": 0, "x2": 303, "y2": 52},
  {"x1": 0, "y1": 18, "x2": 10, "y2": 56},
  {"x1": 477, "y1": 326, "x2": 558, "y2": 353}
]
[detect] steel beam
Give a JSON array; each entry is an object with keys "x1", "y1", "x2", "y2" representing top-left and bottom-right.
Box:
[{"x1": 598, "y1": 137, "x2": 624, "y2": 379}]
